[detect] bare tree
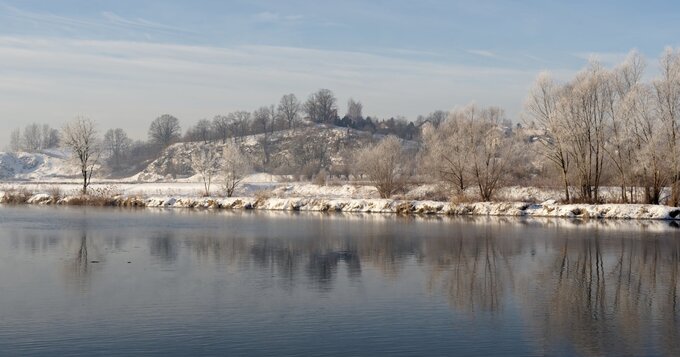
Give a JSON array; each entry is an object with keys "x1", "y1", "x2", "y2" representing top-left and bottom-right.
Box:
[
  {"x1": 347, "y1": 98, "x2": 363, "y2": 120},
  {"x1": 604, "y1": 51, "x2": 645, "y2": 202},
  {"x1": 186, "y1": 119, "x2": 213, "y2": 143},
  {"x1": 304, "y1": 89, "x2": 337, "y2": 124},
  {"x1": 421, "y1": 111, "x2": 470, "y2": 194},
  {"x1": 290, "y1": 127, "x2": 331, "y2": 179},
  {"x1": 22, "y1": 123, "x2": 42, "y2": 152},
  {"x1": 252, "y1": 106, "x2": 275, "y2": 167},
  {"x1": 277, "y1": 93, "x2": 301, "y2": 131},
  {"x1": 524, "y1": 72, "x2": 572, "y2": 202},
  {"x1": 212, "y1": 115, "x2": 232, "y2": 143},
  {"x1": 191, "y1": 146, "x2": 220, "y2": 196},
  {"x1": 103, "y1": 128, "x2": 132, "y2": 170},
  {"x1": 556, "y1": 62, "x2": 611, "y2": 203},
  {"x1": 149, "y1": 114, "x2": 181, "y2": 147},
  {"x1": 222, "y1": 142, "x2": 251, "y2": 197},
  {"x1": 467, "y1": 106, "x2": 516, "y2": 201},
  {"x1": 654, "y1": 47, "x2": 680, "y2": 206},
  {"x1": 626, "y1": 83, "x2": 667, "y2": 204},
  {"x1": 9, "y1": 128, "x2": 21, "y2": 152},
  {"x1": 231, "y1": 111, "x2": 251, "y2": 140},
  {"x1": 355, "y1": 135, "x2": 408, "y2": 198},
  {"x1": 41, "y1": 124, "x2": 60, "y2": 149},
  {"x1": 62, "y1": 117, "x2": 100, "y2": 194},
  {"x1": 10, "y1": 123, "x2": 60, "y2": 153}
]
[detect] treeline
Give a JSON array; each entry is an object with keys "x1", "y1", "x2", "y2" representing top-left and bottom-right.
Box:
[
  {"x1": 352, "y1": 48, "x2": 680, "y2": 205},
  {"x1": 9, "y1": 123, "x2": 60, "y2": 152},
  {"x1": 521, "y1": 49, "x2": 680, "y2": 205}
]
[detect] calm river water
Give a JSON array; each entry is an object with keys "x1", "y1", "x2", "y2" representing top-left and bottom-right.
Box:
[{"x1": 0, "y1": 206, "x2": 679, "y2": 356}]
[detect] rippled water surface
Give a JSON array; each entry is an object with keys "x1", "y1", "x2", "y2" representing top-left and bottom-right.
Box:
[{"x1": 0, "y1": 206, "x2": 679, "y2": 356}]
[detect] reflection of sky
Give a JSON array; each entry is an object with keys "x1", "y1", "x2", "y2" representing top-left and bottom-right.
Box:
[{"x1": 0, "y1": 206, "x2": 678, "y2": 356}]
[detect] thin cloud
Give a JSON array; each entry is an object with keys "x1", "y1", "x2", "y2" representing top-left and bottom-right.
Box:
[
  {"x1": 100, "y1": 11, "x2": 197, "y2": 35},
  {"x1": 467, "y1": 49, "x2": 497, "y2": 58},
  {"x1": 0, "y1": 4, "x2": 195, "y2": 38}
]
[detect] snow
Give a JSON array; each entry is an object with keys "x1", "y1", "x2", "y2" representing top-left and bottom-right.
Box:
[
  {"x1": 3, "y1": 185, "x2": 679, "y2": 221},
  {"x1": 0, "y1": 151, "x2": 80, "y2": 180},
  {"x1": 1, "y1": 148, "x2": 679, "y2": 222}
]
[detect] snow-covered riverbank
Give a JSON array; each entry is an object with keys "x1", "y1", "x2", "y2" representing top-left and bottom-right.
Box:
[{"x1": 3, "y1": 191, "x2": 679, "y2": 221}]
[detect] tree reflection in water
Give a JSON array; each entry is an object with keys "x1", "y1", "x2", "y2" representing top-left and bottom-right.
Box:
[
  {"x1": 423, "y1": 223, "x2": 514, "y2": 315},
  {"x1": 520, "y1": 229, "x2": 680, "y2": 356},
  {"x1": 11, "y1": 208, "x2": 676, "y2": 355}
]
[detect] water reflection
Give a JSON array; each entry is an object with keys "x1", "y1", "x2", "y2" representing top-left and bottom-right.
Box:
[{"x1": 0, "y1": 206, "x2": 679, "y2": 356}]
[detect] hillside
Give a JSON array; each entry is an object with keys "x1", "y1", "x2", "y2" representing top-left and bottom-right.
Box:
[
  {"x1": 0, "y1": 150, "x2": 80, "y2": 181},
  {"x1": 0, "y1": 126, "x2": 418, "y2": 183},
  {"x1": 136, "y1": 125, "x2": 393, "y2": 181}
]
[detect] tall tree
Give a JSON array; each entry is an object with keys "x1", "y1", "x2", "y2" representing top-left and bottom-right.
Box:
[
  {"x1": 304, "y1": 89, "x2": 337, "y2": 123},
  {"x1": 148, "y1": 114, "x2": 181, "y2": 147},
  {"x1": 524, "y1": 72, "x2": 572, "y2": 202},
  {"x1": 252, "y1": 106, "x2": 275, "y2": 167},
  {"x1": 191, "y1": 146, "x2": 220, "y2": 196},
  {"x1": 277, "y1": 93, "x2": 301, "y2": 131},
  {"x1": 221, "y1": 142, "x2": 251, "y2": 197},
  {"x1": 355, "y1": 135, "x2": 409, "y2": 198},
  {"x1": 103, "y1": 128, "x2": 132, "y2": 170},
  {"x1": 212, "y1": 115, "x2": 232, "y2": 143},
  {"x1": 346, "y1": 98, "x2": 363, "y2": 121},
  {"x1": 654, "y1": 47, "x2": 680, "y2": 206},
  {"x1": 62, "y1": 117, "x2": 100, "y2": 194}
]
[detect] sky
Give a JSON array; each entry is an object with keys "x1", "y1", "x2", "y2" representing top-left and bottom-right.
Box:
[{"x1": 1, "y1": 0, "x2": 680, "y2": 147}]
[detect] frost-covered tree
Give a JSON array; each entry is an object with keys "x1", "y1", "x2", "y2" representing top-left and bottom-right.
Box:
[
  {"x1": 355, "y1": 135, "x2": 408, "y2": 198},
  {"x1": 625, "y1": 83, "x2": 667, "y2": 204},
  {"x1": 149, "y1": 114, "x2": 181, "y2": 147},
  {"x1": 423, "y1": 104, "x2": 515, "y2": 201},
  {"x1": 524, "y1": 72, "x2": 572, "y2": 202},
  {"x1": 464, "y1": 105, "x2": 516, "y2": 201},
  {"x1": 23, "y1": 123, "x2": 42, "y2": 152},
  {"x1": 62, "y1": 117, "x2": 100, "y2": 194},
  {"x1": 421, "y1": 113, "x2": 470, "y2": 193},
  {"x1": 41, "y1": 124, "x2": 60, "y2": 150},
  {"x1": 277, "y1": 94, "x2": 301, "y2": 131},
  {"x1": 9, "y1": 123, "x2": 60, "y2": 153},
  {"x1": 654, "y1": 47, "x2": 680, "y2": 206},
  {"x1": 221, "y1": 142, "x2": 251, "y2": 197},
  {"x1": 604, "y1": 51, "x2": 645, "y2": 202},
  {"x1": 556, "y1": 62, "x2": 611, "y2": 203},
  {"x1": 304, "y1": 89, "x2": 337, "y2": 123},
  {"x1": 9, "y1": 128, "x2": 21, "y2": 152},
  {"x1": 191, "y1": 146, "x2": 220, "y2": 196}
]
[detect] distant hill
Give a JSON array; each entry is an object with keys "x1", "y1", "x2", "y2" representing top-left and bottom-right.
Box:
[
  {"x1": 0, "y1": 149, "x2": 80, "y2": 181},
  {"x1": 136, "y1": 125, "x2": 386, "y2": 181},
  {"x1": 0, "y1": 126, "x2": 419, "y2": 182}
]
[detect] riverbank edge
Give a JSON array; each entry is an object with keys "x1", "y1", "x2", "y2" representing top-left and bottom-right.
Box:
[{"x1": 2, "y1": 192, "x2": 680, "y2": 220}]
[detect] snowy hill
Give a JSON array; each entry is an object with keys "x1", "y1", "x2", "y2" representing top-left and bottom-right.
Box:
[
  {"x1": 0, "y1": 150, "x2": 80, "y2": 181},
  {"x1": 136, "y1": 126, "x2": 391, "y2": 181}
]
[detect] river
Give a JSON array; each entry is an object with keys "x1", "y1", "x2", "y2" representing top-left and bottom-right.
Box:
[{"x1": 0, "y1": 206, "x2": 678, "y2": 356}]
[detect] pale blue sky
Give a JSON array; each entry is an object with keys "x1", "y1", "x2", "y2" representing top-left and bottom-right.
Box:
[{"x1": 1, "y1": 0, "x2": 679, "y2": 145}]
